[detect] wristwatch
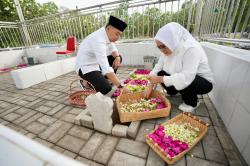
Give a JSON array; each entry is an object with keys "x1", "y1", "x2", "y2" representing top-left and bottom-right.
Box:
[{"x1": 118, "y1": 84, "x2": 123, "y2": 88}]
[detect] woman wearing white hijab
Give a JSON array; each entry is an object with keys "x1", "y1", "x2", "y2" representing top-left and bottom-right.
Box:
[{"x1": 145, "y1": 22, "x2": 214, "y2": 112}]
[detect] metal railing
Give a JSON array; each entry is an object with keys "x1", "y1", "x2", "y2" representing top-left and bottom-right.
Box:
[
  {"x1": 0, "y1": 0, "x2": 249, "y2": 50},
  {"x1": 0, "y1": 21, "x2": 25, "y2": 49},
  {"x1": 199, "y1": 0, "x2": 250, "y2": 48}
]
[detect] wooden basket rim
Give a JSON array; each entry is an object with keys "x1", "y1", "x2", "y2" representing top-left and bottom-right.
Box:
[
  {"x1": 116, "y1": 90, "x2": 171, "y2": 123},
  {"x1": 145, "y1": 112, "x2": 209, "y2": 164}
]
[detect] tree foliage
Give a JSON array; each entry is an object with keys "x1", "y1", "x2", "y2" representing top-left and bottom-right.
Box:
[{"x1": 0, "y1": 0, "x2": 58, "y2": 21}]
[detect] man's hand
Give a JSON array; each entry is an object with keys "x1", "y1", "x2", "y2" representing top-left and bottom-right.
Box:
[
  {"x1": 112, "y1": 56, "x2": 121, "y2": 69},
  {"x1": 148, "y1": 75, "x2": 164, "y2": 84}
]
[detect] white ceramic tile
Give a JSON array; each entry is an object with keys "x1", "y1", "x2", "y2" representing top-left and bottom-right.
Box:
[
  {"x1": 0, "y1": 125, "x2": 85, "y2": 166},
  {"x1": 225, "y1": 58, "x2": 249, "y2": 99},
  {"x1": 214, "y1": 53, "x2": 233, "y2": 87},
  {"x1": 228, "y1": 103, "x2": 250, "y2": 152},
  {"x1": 0, "y1": 50, "x2": 24, "y2": 68},
  {"x1": 60, "y1": 57, "x2": 76, "y2": 74},
  {"x1": 203, "y1": 46, "x2": 217, "y2": 71},
  {"x1": 44, "y1": 61, "x2": 63, "y2": 80},
  {"x1": 238, "y1": 66, "x2": 250, "y2": 114},
  {"x1": 11, "y1": 65, "x2": 47, "y2": 89},
  {"x1": 0, "y1": 137, "x2": 44, "y2": 166},
  {"x1": 242, "y1": 137, "x2": 250, "y2": 165},
  {"x1": 219, "y1": 94, "x2": 237, "y2": 127}
]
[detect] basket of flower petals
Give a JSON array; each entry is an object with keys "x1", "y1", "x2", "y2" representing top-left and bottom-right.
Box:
[
  {"x1": 122, "y1": 73, "x2": 150, "y2": 93},
  {"x1": 69, "y1": 79, "x2": 96, "y2": 107},
  {"x1": 134, "y1": 69, "x2": 151, "y2": 75},
  {"x1": 116, "y1": 90, "x2": 171, "y2": 123},
  {"x1": 145, "y1": 112, "x2": 209, "y2": 164}
]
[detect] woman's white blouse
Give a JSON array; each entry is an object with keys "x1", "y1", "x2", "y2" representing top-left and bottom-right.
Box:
[
  {"x1": 75, "y1": 27, "x2": 117, "y2": 75},
  {"x1": 150, "y1": 40, "x2": 214, "y2": 90}
]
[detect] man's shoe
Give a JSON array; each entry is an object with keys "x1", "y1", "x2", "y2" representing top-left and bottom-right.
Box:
[
  {"x1": 178, "y1": 101, "x2": 200, "y2": 112},
  {"x1": 79, "y1": 80, "x2": 91, "y2": 89}
]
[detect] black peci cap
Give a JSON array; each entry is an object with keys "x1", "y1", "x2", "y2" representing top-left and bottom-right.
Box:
[{"x1": 107, "y1": 15, "x2": 127, "y2": 32}]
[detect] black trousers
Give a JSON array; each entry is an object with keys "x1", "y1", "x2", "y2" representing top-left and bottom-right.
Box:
[
  {"x1": 158, "y1": 70, "x2": 213, "y2": 107},
  {"x1": 78, "y1": 55, "x2": 122, "y2": 94}
]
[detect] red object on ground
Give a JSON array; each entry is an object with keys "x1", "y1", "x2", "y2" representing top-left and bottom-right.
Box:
[
  {"x1": 56, "y1": 36, "x2": 76, "y2": 55},
  {"x1": 0, "y1": 67, "x2": 12, "y2": 72}
]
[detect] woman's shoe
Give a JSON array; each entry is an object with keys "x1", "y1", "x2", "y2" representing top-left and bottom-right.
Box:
[{"x1": 178, "y1": 101, "x2": 200, "y2": 112}]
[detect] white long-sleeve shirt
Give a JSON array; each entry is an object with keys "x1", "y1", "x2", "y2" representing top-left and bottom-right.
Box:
[
  {"x1": 75, "y1": 27, "x2": 118, "y2": 75},
  {"x1": 150, "y1": 40, "x2": 214, "y2": 90}
]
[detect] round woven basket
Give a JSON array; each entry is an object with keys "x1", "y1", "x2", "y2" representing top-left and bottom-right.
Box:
[{"x1": 69, "y1": 79, "x2": 96, "y2": 107}]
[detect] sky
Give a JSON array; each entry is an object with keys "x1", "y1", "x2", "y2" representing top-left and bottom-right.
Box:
[{"x1": 35, "y1": 0, "x2": 116, "y2": 10}]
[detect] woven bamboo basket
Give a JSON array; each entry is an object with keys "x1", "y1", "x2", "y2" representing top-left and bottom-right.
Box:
[
  {"x1": 145, "y1": 112, "x2": 209, "y2": 165},
  {"x1": 116, "y1": 90, "x2": 171, "y2": 123},
  {"x1": 69, "y1": 79, "x2": 96, "y2": 107}
]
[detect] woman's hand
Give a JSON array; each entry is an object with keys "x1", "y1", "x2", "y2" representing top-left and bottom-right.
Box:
[
  {"x1": 148, "y1": 75, "x2": 164, "y2": 84},
  {"x1": 143, "y1": 84, "x2": 154, "y2": 99}
]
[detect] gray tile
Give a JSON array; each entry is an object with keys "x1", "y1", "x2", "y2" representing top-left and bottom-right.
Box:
[
  {"x1": 63, "y1": 150, "x2": 77, "y2": 159},
  {"x1": 60, "y1": 113, "x2": 76, "y2": 123},
  {"x1": 34, "y1": 137, "x2": 54, "y2": 148},
  {"x1": 224, "y1": 149, "x2": 248, "y2": 166},
  {"x1": 52, "y1": 145, "x2": 65, "y2": 153},
  {"x1": 38, "y1": 115, "x2": 57, "y2": 125},
  {"x1": 116, "y1": 138, "x2": 149, "y2": 158},
  {"x1": 214, "y1": 126, "x2": 235, "y2": 150},
  {"x1": 47, "y1": 122, "x2": 73, "y2": 143},
  {"x1": 26, "y1": 122, "x2": 48, "y2": 134},
  {"x1": 170, "y1": 105, "x2": 182, "y2": 118},
  {"x1": 14, "y1": 107, "x2": 32, "y2": 115},
  {"x1": 136, "y1": 122, "x2": 155, "y2": 143},
  {"x1": 146, "y1": 149, "x2": 165, "y2": 166},
  {"x1": 108, "y1": 151, "x2": 146, "y2": 166},
  {"x1": 203, "y1": 134, "x2": 228, "y2": 164},
  {"x1": 53, "y1": 105, "x2": 71, "y2": 118},
  {"x1": 20, "y1": 113, "x2": 44, "y2": 127},
  {"x1": 186, "y1": 156, "x2": 225, "y2": 166},
  {"x1": 79, "y1": 132, "x2": 106, "y2": 159},
  {"x1": 39, "y1": 120, "x2": 63, "y2": 139},
  {"x1": 188, "y1": 142, "x2": 205, "y2": 159},
  {"x1": 127, "y1": 121, "x2": 141, "y2": 138},
  {"x1": 3, "y1": 112, "x2": 21, "y2": 121},
  {"x1": 112, "y1": 124, "x2": 128, "y2": 137},
  {"x1": 93, "y1": 136, "x2": 118, "y2": 164},
  {"x1": 76, "y1": 156, "x2": 104, "y2": 166},
  {"x1": 35, "y1": 105, "x2": 52, "y2": 113},
  {"x1": 194, "y1": 103, "x2": 209, "y2": 117},
  {"x1": 57, "y1": 135, "x2": 85, "y2": 153},
  {"x1": 68, "y1": 125, "x2": 93, "y2": 140},
  {"x1": 44, "y1": 101, "x2": 59, "y2": 107}
]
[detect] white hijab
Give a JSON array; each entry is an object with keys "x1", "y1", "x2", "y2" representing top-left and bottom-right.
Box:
[{"x1": 154, "y1": 22, "x2": 198, "y2": 51}]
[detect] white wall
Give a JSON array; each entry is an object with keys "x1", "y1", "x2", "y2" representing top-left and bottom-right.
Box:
[
  {"x1": 201, "y1": 42, "x2": 250, "y2": 165},
  {"x1": 0, "y1": 46, "x2": 67, "y2": 69},
  {"x1": 116, "y1": 42, "x2": 162, "y2": 65},
  {"x1": 0, "y1": 50, "x2": 25, "y2": 68},
  {"x1": 0, "y1": 42, "x2": 160, "y2": 69},
  {"x1": 0, "y1": 125, "x2": 86, "y2": 166},
  {"x1": 26, "y1": 46, "x2": 66, "y2": 64}
]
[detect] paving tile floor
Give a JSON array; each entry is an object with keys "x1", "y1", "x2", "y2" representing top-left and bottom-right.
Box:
[{"x1": 0, "y1": 66, "x2": 248, "y2": 166}]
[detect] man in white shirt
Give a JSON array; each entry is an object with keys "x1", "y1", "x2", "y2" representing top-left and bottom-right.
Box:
[{"x1": 75, "y1": 16, "x2": 127, "y2": 94}]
